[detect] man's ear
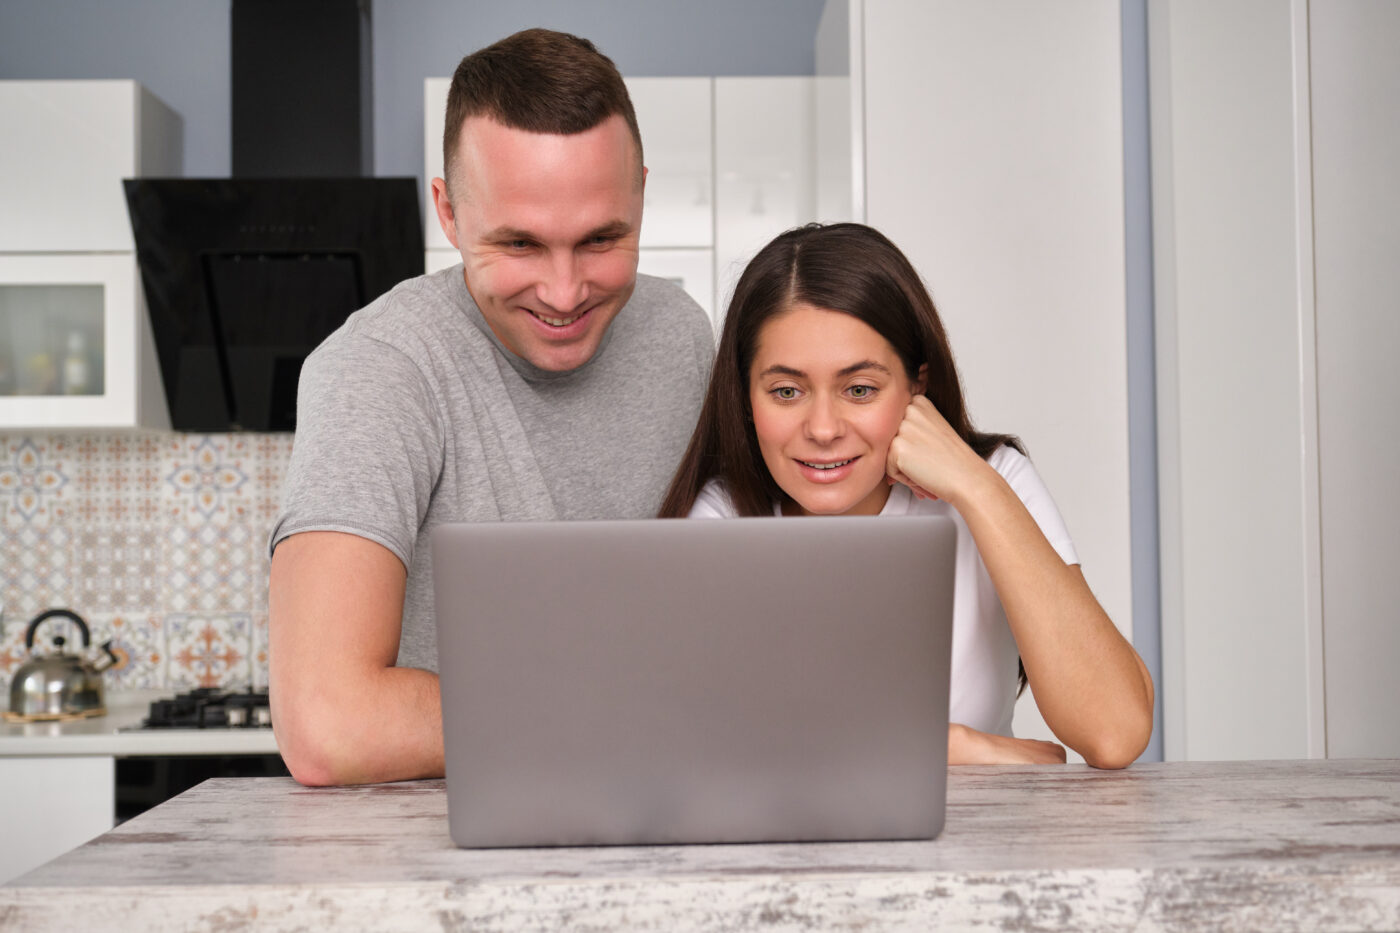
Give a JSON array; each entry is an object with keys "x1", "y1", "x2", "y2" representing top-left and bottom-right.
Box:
[
  {"x1": 914, "y1": 363, "x2": 929, "y2": 396},
  {"x1": 430, "y1": 177, "x2": 460, "y2": 250}
]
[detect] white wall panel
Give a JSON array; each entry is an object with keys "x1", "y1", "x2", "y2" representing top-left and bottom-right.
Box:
[
  {"x1": 1310, "y1": 1, "x2": 1400, "y2": 758},
  {"x1": 862, "y1": 0, "x2": 1133, "y2": 754},
  {"x1": 1149, "y1": 0, "x2": 1319, "y2": 760}
]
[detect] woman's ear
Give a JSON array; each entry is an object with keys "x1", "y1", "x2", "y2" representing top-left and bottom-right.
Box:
[{"x1": 913, "y1": 363, "x2": 929, "y2": 396}]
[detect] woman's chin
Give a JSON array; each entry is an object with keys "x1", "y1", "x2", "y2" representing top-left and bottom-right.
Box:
[{"x1": 784, "y1": 483, "x2": 887, "y2": 517}]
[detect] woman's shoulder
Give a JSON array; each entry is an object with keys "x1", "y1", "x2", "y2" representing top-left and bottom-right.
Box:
[
  {"x1": 689, "y1": 478, "x2": 740, "y2": 518},
  {"x1": 985, "y1": 443, "x2": 1044, "y2": 492}
]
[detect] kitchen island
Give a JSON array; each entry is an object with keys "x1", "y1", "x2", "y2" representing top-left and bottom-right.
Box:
[{"x1": 2, "y1": 759, "x2": 1397, "y2": 931}]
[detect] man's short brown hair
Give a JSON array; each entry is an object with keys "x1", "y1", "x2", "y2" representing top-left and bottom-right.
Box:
[{"x1": 442, "y1": 28, "x2": 643, "y2": 196}]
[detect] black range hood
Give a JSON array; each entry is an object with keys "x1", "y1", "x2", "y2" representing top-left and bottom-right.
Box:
[
  {"x1": 126, "y1": 178, "x2": 422, "y2": 431},
  {"x1": 129, "y1": 0, "x2": 425, "y2": 432}
]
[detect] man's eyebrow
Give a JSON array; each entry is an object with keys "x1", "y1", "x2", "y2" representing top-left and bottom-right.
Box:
[
  {"x1": 756, "y1": 360, "x2": 891, "y2": 379},
  {"x1": 481, "y1": 221, "x2": 633, "y2": 244},
  {"x1": 581, "y1": 220, "x2": 632, "y2": 240},
  {"x1": 482, "y1": 226, "x2": 538, "y2": 243}
]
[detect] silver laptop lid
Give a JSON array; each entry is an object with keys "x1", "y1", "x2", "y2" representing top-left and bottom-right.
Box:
[{"x1": 432, "y1": 515, "x2": 956, "y2": 848}]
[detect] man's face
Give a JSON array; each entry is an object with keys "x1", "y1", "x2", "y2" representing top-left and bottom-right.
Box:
[{"x1": 432, "y1": 114, "x2": 644, "y2": 372}]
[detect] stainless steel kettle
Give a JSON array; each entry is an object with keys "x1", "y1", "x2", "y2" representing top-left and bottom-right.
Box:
[{"x1": 8, "y1": 609, "x2": 119, "y2": 719}]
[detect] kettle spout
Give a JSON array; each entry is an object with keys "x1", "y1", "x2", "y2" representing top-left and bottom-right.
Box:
[{"x1": 92, "y1": 639, "x2": 123, "y2": 674}]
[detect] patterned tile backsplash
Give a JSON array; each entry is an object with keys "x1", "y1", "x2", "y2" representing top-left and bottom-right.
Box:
[{"x1": 0, "y1": 432, "x2": 292, "y2": 693}]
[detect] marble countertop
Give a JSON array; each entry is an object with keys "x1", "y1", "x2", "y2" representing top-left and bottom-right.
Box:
[
  {"x1": 0, "y1": 689, "x2": 279, "y2": 757},
  {"x1": 2, "y1": 758, "x2": 1397, "y2": 931}
]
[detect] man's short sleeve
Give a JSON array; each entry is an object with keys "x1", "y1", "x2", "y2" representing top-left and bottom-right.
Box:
[{"x1": 268, "y1": 331, "x2": 445, "y2": 569}]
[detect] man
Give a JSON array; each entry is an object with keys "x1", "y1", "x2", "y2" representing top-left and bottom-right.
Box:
[{"x1": 267, "y1": 29, "x2": 716, "y2": 786}]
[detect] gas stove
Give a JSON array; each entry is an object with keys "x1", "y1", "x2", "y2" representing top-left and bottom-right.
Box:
[{"x1": 139, "y1": 687, "x2": 272, "y2": 729}]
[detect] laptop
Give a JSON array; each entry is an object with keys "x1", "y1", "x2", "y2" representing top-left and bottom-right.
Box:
[{"x1": 431, "y1": 515, "x2": 957, "y2": 848}]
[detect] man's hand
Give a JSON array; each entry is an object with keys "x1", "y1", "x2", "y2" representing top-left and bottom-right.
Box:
[
  {"x1": 269, "y1": 531, "x2": 444, "y2": 785},
  {"x1": 948, "y1": 722, "x2": 1068, "y2": 765}
]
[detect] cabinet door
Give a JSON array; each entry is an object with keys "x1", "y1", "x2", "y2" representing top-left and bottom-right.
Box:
[
  {"x1": 0, "y1": 254, "x2": 168, "y2": 429},
  {"x1": 626, "y1": 77, "x2": 714, "y2": 249},
  {"x1": 0, "y1": 81, "x2": 178, "y2": 254},
  {"x1": 0, "y1": 756, "x2": 114, "y2": 884},
  {"x1": 714, "y1": 77, "x2": 816, "y2": 324},
  {"x1": 423, "y1": 77, "x2": 453, "y2": 252}
]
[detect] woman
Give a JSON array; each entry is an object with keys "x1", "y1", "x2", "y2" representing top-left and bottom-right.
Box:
[{"x1": 660, "y1": 223, "x2": 1153, "y2": 769}]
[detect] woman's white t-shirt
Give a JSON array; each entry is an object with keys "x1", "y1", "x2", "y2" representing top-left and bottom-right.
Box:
[{"x1": 687, "y1": 445, "x2": 1078, "y2": 737}]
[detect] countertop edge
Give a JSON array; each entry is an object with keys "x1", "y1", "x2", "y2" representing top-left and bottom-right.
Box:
[{"x1": 3, "y1": 862, "x2": 1399, "y2": 933}]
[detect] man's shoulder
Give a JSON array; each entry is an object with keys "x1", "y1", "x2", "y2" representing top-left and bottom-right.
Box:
[
  {"x1": 307, "y1": 267, "x2": 480, "y2": 368},
  {"x1": 620, "y1": 273, "x2": 715, "y2": 356}
]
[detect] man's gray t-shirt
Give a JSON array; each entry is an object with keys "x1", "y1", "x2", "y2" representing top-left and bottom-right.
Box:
[{"x1": 269, "y1": 266, "x2": 715, "y2": 670}]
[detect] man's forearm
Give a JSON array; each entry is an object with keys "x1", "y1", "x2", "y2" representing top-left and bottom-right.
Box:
[{"x1": 275, "y1": 666, "x2": 444, "y2": 786}]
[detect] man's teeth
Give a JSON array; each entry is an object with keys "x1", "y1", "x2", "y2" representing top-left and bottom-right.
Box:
[
  {"x1": 533, "y1": 310, "x2": 583, "y2": 327},
  {"x1": 801, "y1": 459, "x2": 853, "y2": 470}
]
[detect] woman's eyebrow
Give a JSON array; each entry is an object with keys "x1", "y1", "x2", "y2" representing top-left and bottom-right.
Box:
[
  {"x1": 756, "y1": 360, "x2": 891, "y2": 379},
  {"x1": 836, "y1": 360, "x2": 891, "y2": 377}
]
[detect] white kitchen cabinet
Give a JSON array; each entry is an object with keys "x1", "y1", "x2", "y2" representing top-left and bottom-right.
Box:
[
  {"x1": 0, "y1": 80, "x2": 178, "y2": 430},
  {"x1": 0, "y1": 254, "x2": 169, "y2": 429},
  {"x1": 423, "y1": 77, "x2": 453, "y2": 253},
  {"x1": 713, "y1": 77, "x2": 817, "y2": 322},
  {"x1": 0, "y1": 80, "x2": 180, "y2": 254},
  {"x1": 0, "y1": 756, "x2": 113, "y2": 884},
  {"x1": 627, "y1": 78, "x2": 714, "y2": 250}
]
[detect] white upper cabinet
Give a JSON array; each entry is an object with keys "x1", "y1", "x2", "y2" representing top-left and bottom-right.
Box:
[
  {"x1": 627, "y1": 78, "x2": 713, "y2": 249},
  {"x1": 422, "y1": 77, "x2": 452, "y2": 253},
  {"x1": 0, "y1": 80, "x2": 177, "y2": 429},
  {"x1": 0, "y1": 81, "x2": 180, "y2": 253}
]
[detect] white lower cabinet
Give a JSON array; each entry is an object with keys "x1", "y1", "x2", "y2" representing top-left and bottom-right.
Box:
[{"x1": 0, "y1": 756, "x2": 114, "y2": 884}]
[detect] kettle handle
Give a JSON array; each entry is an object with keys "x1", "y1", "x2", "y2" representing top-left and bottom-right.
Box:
[{"x1": 24, "y1": 609, "x2": 91, "y2": 650}]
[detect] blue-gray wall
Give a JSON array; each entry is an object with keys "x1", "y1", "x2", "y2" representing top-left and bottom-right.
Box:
[
  {"x1": 0, "y1": 0, "x2": 825, "y2": 180},
  {"x1": 0, "y1": 0, "x2": 231, "y2": 176}
]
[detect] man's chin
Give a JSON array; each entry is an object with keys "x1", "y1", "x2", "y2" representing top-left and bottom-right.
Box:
[{"x1": 518, "y1": 333, "x2": 605, "y2": 373}]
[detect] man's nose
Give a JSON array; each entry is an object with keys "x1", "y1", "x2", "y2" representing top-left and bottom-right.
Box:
[
  {"x1": 536, "y1": 252, "x2": 588, "y2": 315},
  {"x1": 805, "y1": 395, "x2": 845, "y2": 443}
]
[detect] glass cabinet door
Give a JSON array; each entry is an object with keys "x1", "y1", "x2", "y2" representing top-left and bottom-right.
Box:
[
  {"x1": 0, "y1": 284, "x2": 107, "y2": 398},
  {"x1": 0, "y1": 253, "x2": 164, "y2": 429}
]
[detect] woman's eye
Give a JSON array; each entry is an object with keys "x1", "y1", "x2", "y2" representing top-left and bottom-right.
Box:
[
  {"x1": 848, "y1": 385, "x2": 877, "y2": 399},
  {"x1": 773, "y1": 387, "x2": 799, "y2": 401}
]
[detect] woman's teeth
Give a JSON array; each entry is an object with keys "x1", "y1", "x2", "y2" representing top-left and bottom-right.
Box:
[{"x1": 800, "y1": 458, "x2": 854, "y2": 470}]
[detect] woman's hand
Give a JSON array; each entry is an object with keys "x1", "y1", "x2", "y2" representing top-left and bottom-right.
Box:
[
  {"x1": 886, "y1": 396, "x2": 992, "y2": 506},
  {"x1": 948, "y1": 722, "x2": 1067, "y2": 765}
]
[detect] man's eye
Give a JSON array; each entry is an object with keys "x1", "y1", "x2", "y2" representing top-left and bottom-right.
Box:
[
  {"x1": 588, "y1": 235, "x2": 617, "y2": 247},
  {"x1": 505, "y1": 240, "x2": 532, "y2": 250}
]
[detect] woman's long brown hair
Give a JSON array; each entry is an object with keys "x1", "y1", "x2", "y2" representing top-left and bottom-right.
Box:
[{"x1": 659, "y1": 222, "x2": 1024, "y2": 519}]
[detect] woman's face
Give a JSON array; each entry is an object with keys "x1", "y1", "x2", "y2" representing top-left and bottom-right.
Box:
[{"x1": 748, "y1": 303, "x2": 923, "y2": 516}]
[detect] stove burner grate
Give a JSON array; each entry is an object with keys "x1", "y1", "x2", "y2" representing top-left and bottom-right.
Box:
[{"x1": 142, "y1": 687, "x2": 272, "y2": 729}]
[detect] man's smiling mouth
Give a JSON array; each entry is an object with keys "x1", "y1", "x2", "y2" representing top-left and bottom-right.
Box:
[{"x1": 529, "y1": 309, "x2": 586, "y2": 327}]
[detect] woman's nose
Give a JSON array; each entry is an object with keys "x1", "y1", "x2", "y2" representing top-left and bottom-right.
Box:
[{"x1": 804, "y1": 395, "x2": 845, "y2": 443}]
